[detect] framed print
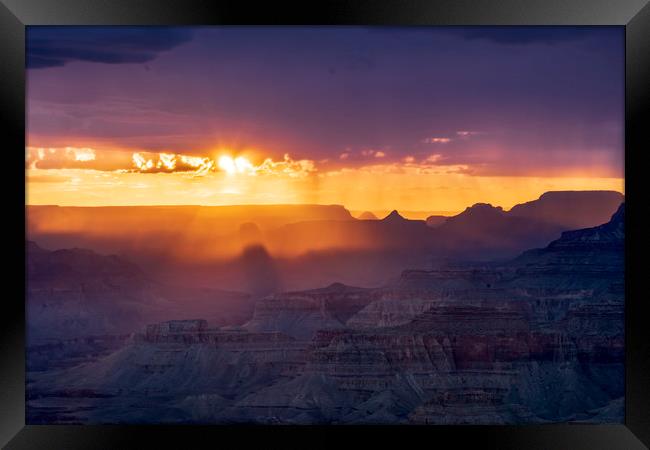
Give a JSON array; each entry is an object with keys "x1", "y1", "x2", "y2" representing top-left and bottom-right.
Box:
[{"x1": 1, "y1": 0, "x2": 649, "y2": 448}]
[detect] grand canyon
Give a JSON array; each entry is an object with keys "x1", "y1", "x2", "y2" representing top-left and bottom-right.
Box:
[
  {"x1": 25, "y1": 26, "x2": 625, "y2": 425},
  {"x1": 26, "y1": 191, "x2": 625, "y2": 424}
]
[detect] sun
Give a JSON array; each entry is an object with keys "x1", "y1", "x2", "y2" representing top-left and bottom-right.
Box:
[
  {"x1": 218, "y1": 155, "x2": 237, "y2": 174},
  {"x1": 218, "y1": 155, "x2": 255, "y2": 175}
]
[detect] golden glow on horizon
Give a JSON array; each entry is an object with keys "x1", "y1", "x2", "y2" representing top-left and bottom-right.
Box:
[
  {"x1": 25, "y1": 146, "x2": 624, "y2": 215},
  {"x1": 26, "y1": 167, "x2": 624, "y2": 216}
]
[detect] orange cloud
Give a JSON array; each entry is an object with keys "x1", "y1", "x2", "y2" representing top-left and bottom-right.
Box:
[
  {"x1": 26, "y1": 145, "x2": 319, "y2": 179},
  {"x1": 26, "y1": 146, "x2": 128, "y2": 171},
  {"x1": 130, "y1": 151, "x2": 316, "y2": 178},
  {"x1": 131, "y1": 152, "x2": 216, "y2": 175},
  {"x1": 425, "y1": 154, "x2": 442, "y2": 163},
  {"x1": 422, "y1": 137, "x2": 451, "y2": 144},
  {"x1": 359, "y1": 149, "x2": 389, "y2": 159},
  {"x1": 255, "y1": 153, "x2": 317, "y2": 178}
]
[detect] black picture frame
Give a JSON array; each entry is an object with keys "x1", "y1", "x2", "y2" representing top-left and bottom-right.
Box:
[{"x1": 2, "y1": 1, "x2": 648, "y2": 448}]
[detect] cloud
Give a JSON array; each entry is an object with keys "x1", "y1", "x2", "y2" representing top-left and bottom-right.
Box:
[
  {"x1": 422, "y1": 137, "x2": 451, "y2": 144},
  {"x1": 98, "y1": 149, "x2": 314, "y2": 178},
  {"x1": 27, "y1": 146, "x2": 317, "y2": 178},
  {"x1": 360, "y1": 149, "x2": 388, "y2": 158},
  {"x1": 27, "y1": 27, "x2": 193, "y2": 69},
  {"x1": 255, "y1": 154, "x2": 317, "y2": 178},
  {"x1": 330, "y1": 152, "x2": 469, "y2": 177},
  {"x1": 456, "y1": 130, "x2": 480, "y2": 137},
  {"x1": 130, "y1": 152, "x2": 316, "y2": 178},
  {"x1": 131, "y1": 152, "x2": 215, "y2": 175},
  {"x1": 26, "y1": 146, "x2": 128, "y2": 171},
  {"x1": 453, "y1": 27, "x2": 589, "y2": 46}
]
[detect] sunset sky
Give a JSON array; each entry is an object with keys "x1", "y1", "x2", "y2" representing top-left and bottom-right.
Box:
[{"x1": 26, "y1": 26, "x2": 624, "y2": 214}]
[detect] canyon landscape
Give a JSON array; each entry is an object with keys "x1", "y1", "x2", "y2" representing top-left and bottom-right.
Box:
[
  {"x1": 26, "y1": 193, "x2": 625, "y2": 424},
  {"x1": 25, "y1": 26, "x2": 625, "y2": 425}
]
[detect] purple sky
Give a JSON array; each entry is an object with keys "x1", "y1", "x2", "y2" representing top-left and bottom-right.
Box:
[{"x1": 26, "y1": 26, "x2": 624, "y2": 178}]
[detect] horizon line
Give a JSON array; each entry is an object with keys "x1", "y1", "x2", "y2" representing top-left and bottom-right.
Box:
[{"x1": 24, "y1": 188, "x2": 624, "y2": 217}]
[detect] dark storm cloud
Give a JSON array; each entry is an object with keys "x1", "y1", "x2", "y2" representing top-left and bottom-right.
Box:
[
  {"x1": 453, "y1": 26, "x2": 596, "y2": 45},
  {"x1": 27, "y1": 27, "x2": 194, "y2": 69}
]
